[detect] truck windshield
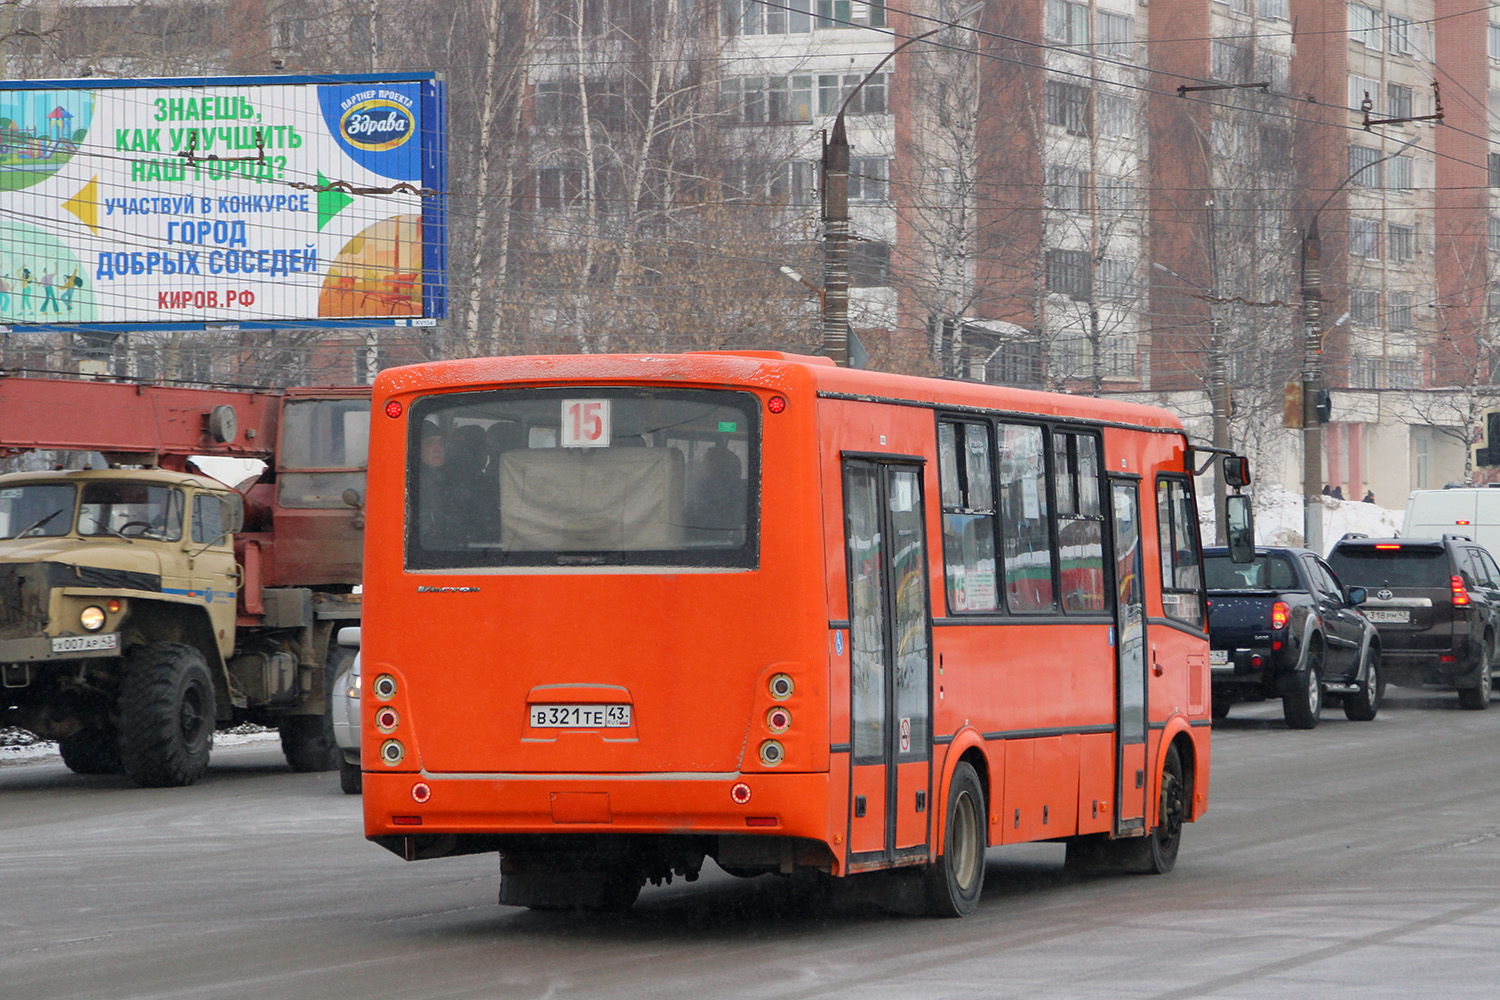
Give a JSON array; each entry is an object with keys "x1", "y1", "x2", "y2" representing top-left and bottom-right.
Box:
[
  {"x1": 1203, "y1": 552, "x2": 1297, "y2": 590},
  {"x1": 0, "y1": 483, "x2": 77, "y2": 539},
  {"x1": 406, "y1": 387, "x2": 759, "y2": 570},
  {"x1": 79, "y1": 482, "x2": 185, "y2": 541}
]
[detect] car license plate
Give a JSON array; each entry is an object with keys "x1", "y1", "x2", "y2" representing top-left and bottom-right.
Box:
[
  {"x1": 530, "y1": 704, "x2": 632, "y2": 728},
  {"x1": 51, "y1": 632, "x2": 119, "y2": 653},
  {"x1": 1365, "y1": 609, "x2": 1410, "y2": 624},
  {"x1": 1209, "y1": 649, "x2": 1229, "y2": 665}
]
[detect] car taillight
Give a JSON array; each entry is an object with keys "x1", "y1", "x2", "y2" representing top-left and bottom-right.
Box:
[
  {"x1": 1270, "y1": 601, "x2": 1290, "y2": 630},
  {"x1": 1452, "y1": 575, "x2": 1471, "y2": 607}
]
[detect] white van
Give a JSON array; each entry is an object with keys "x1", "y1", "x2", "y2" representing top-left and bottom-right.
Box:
[{"x1": 1403, "y1": 488, "x2": 1500, "y2": 556}]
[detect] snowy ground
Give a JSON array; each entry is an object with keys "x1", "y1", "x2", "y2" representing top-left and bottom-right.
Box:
[
  {"x1": 0, "y1": 725, "x2": 277, "y2": 766},
  {"x1": 1222, "y1": 484, "x2": 1404, "y2": 554}
]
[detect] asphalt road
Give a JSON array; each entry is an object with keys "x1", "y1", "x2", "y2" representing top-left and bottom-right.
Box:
[{"x1": 4, "y1": 689, "x2": 1500, "y2": 1000}]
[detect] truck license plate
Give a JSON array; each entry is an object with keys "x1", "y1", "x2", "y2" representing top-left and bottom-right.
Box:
[
  {"x1": 530, "y1": 704, "x2": 632, "y2": 728},
  {"x1": 1365, "y1": 610, "x2": 1410, "y2": 624},
  {"x1": 1209, "y1": 649, "x2": 1229, "y2": 665},
  {"x1": 51, "y1": 633, "x2": 119, "y2": 653}
]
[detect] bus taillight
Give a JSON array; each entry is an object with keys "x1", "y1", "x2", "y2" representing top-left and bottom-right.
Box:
[
  {"x1": 769, "y1": 673, "x2": 794, "y2": 700},
  {"x1": 373, "y1": 675, "x2": 397, "y2": 700},
  {"x1": 766, "y1": 707, "x2": 791, "y2": 733},
  {"x1": 411, "y1": 782, "x2": 431, "y2": 803},
  {"x1": 758, "y1": 740, "x2": 784, "y2": 766},
  {"x1": 380, "y1": 739, "x2": 405, "y2": 766},
  {"x1": 730, "y1": 782, "x2": 751, "y2": 804},
  {"x1": 384, "y1": 399, "x2": 403, "y2": 418},
  {"x1": 767, "y1": 395, "x2": 787, "y2": 414},
  {"x1": 375, "y1": 707, "x2": 399, "y2": 732}
]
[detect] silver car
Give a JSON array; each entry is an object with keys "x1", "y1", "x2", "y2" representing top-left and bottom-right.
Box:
[{"x1": 331, "y1": 626, "x2": 361, "y2": 794}]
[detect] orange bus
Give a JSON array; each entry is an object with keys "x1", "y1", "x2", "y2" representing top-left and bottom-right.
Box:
[{"x1": 360, "y1": 352, "x2": 1246, "y2": 916}]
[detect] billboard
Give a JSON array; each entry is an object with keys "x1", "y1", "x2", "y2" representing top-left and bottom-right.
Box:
[{"x1": 0, "y1": 73, "x2": 446, "y2": 333}]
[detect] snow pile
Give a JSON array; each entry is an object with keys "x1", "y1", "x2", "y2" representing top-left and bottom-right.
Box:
[{"x1": 1204, "y1": 484, "x2": 1404, "y2": 556}]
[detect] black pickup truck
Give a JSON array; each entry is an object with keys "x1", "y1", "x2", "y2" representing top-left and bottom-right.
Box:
[{"x1": 1204, "y1": 546, "x2": 1382, "y2": 728}]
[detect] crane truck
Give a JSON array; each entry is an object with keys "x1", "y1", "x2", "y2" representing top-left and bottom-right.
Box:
[{"x1": 0, "y1": 374, "x2": 369, "y2": 786}]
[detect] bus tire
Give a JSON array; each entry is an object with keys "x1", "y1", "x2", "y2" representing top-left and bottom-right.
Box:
[
  {"x1": 923, "y1": 761, "x2": 986, "y2": 917},
  {"x1": 1065, "y1": 745, "x2": 1185, "y2": 876},
  {"x1": 118, "y1": 642, "x2": 215, "y2": 788},
  {"x1": 58, "y1": 726, "x2": 123, "y2": 775}
]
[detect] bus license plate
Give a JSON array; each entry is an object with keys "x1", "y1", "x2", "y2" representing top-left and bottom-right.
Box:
[
  {"x1": 530, "y1": 704, "x2": 632, "y2": 728},
  {"x1": 1365, "y1": 609, "x2": 1410, "y2": 624},
  {"x1": 51, "y1": 633, "x2": 119, "y2": 653}
]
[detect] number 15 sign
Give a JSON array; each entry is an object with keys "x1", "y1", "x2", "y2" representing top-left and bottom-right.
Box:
[{"x1": 562, "y1": 399, "x2": 612, "y2": 448}]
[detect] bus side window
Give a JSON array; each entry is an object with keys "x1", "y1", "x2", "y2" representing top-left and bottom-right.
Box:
[
  {"x1": 1155, "y1": 477, "x2": 1204, "y2": 627},
  {"x1": 937, "y1": 421, "x2": 998, "y2": 613}
]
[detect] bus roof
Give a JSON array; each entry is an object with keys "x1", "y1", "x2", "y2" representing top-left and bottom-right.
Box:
[{"x1": 374, "y1": 352, "x2": 1187, "y2": 434}]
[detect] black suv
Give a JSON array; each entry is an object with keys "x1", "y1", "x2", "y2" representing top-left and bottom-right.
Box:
[{"x1": 1326, "y1": 534, "x2": 1500, "y2": 709}]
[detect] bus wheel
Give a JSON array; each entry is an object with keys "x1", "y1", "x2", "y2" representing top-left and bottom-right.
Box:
[
  {"x1": 58, "y1": 726, "x2": 123, "y2": 775},
  {"x1": 923, "y1": 761, "x2": 986, "y2": 917},
  {"x1": 118, "y1": 642, "x2": 215, "y2": 788},
  {"x1": 1064, "y1": 745, "x2": 1184, "y2": 876}
]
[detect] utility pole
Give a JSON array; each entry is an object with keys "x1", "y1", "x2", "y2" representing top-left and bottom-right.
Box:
[
  {"x1": 821, "y1": 116, "x2": 851, "y2": 368},
  {"x1": 1301, "y1": 219, "x2": 1324, "y2": 554},
  {"x1": 1205, "y1": 199, "x2": 1229, "y2": 544}
]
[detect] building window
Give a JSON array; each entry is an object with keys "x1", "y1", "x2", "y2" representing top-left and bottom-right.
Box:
[
  {"x1": 815, "y1": 0, "x2": 885, "y2": 29},
  {"x1": 1349, "y1": 4, "x2": 1380, "y2": 49},
  {"x1": 724, "y1": 0, "x2": 812, "y2": 34},
  {"x1": 1098, "y1": 175, "x2": 1134, "y2": 217},
  {"x1": 848, "y1": 157, "x2": 888, "y2": 202},
  {"x1": 1044, "y1": 80, "x2": 1090, "y2": 136},
  {"x1": 1261, "y1": 125, "x2": 1291, "y2": 161},
  {"x1": 1211, "y1": 40, "x2": 1251, "y2": 83},
  {"x1": 1389, "y1": 223, "x2": 1415, "y2": 261},
  {"x1": 1096, "y1": 11, "x2": 1133, "y2": 61},
  {"x1": 769, "y1": 160, "x2": 818, "y2": 206},
  {"x1": 1387, "y1": 83, "x2": 1413, "y2": 119},
  {"x1": 1490, "y1": 216, "x2": 1500, "y2": 252},
  {"x1": 1097, "y1": 258, "x2": 1135, "y2": 300},
  {"x1": 1261, "y1": 0, "x2": 1289, "y2": 20},
  {"x1": 1350, "y1": 216, "x2": 1380, "y2": 259},
  {"x1": 1490, "y1": 153, "x2": 1500, "y2": 187},
  {"x1": 1387, "y1": 291, "x2": 1412, "y2": 330},
  {"x1": 1097, "y1": 90, "x2": 1133, "y2": 136},
  {"x1": 1045, "y1": 249, "x2": 1091, "y2": 300},
  {"x1": 1349, "y1": 288, "x2": 1380, "y2": 324},
  {"x1": 1045, "y1": 0, "x2": 1090, "y2": 47},
  {"x1": 537, "y1": 166, "x2": 584, "y2": 210},
  {"x1": 1350, "y1": 355, "x2": 1379, "y2": 388},
  {"x1": 1388, "y1": 15, "x2": 1412, "y2": 55},
  {"x1": 1491, "y1": 23, "x2": 1500, "y2": 60},
  {"x1": 1348, "y1": 144, "x2": 1381, "y2": 187},
  {"x1": 1348, "y1": 75, "x2": 1379, "y2": 112},
  {"x1": 722, "y1": 76, "x2": 813, "y2": 123},
  {"x1": 1388, "y1": 155, "x2": 1413, "y2": 191},
  {"x1": 850, "y1": 241, "x2": 890, "y2": 287},
  {"x1": 1389, "y1": 359, "x2": 1419, "y2": 388},
  {"x1": 1045, "y1": 165, "x2": 1090, "y2": 211},
  {"x1": 817, "y1": 73, "x2": 887, "y2": 116},
  {"x1": 1256, "y1": 51, "x2": 1290, "y2": 91}
]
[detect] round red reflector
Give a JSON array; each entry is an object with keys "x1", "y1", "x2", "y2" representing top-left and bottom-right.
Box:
[
  {"x1": 384, "y1": 399, "x2": 403, "y2": 419},
  {"x1": 411, "y1": 782, "x2": 431, "y2": 804},
  {"x1": 767, "y1": 395, "x2": 787, "y2": 414},
  {"x1": 730, "y1": 781, "x2": 752, "y2": 804}
]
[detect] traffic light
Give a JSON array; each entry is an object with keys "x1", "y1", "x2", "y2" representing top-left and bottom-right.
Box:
[{"x1": 1314, "y1": 388, "x2": 1332, "y2": 424}]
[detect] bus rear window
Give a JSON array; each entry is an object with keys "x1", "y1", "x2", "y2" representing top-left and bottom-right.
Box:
[{"x1": 406, "y1": 388, "x2": 759, "y2": 570}]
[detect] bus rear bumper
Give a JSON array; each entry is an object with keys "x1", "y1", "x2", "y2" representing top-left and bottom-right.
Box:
[{"x1": 362, "y1": 769, "x2": 838, "y2": 856}]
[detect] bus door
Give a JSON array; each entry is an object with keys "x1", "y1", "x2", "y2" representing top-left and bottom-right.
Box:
[
  {"x1": 1109, "y1": 477, "x2": 1149, "y2": 834},
  {"x1": 843, "y1": 459, "x2": 932, "y2": 865}
]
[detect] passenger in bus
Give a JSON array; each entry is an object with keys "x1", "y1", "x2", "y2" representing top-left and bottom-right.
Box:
[
  {"x1": 417, "y1": 421, "x2": 462, "y2": 549},
  {"x1": 686, "y1": 444, "x2": 746, "y2": 543},
  {"x1": 446, "y1": 424, "x2": 494, "y2": 538}
]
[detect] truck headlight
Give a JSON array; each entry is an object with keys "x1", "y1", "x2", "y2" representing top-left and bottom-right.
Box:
[{"x1": 79, "y1": 606, "x2": 106, "y2": 632}]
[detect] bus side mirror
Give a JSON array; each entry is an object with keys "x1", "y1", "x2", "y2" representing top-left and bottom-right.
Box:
[
  {"x1": 1223, "y1": 455, "x2": 1251, "y2": 488},
  {"x1": 1225, "y1": 494, "x2": 1254, "y2": 563}
]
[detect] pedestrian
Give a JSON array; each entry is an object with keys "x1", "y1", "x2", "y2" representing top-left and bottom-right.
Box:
[
  {"x1": 1363, "y1": 489, "x2": 1375, "y2": 504},
  {"x1": 1331, "y1": 486, "x2": 1344, "y2": 500}
]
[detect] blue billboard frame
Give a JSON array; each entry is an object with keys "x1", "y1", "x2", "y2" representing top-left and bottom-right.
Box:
[{"x1": 0, "y1": 72, "x2": 447, "y2": 336}]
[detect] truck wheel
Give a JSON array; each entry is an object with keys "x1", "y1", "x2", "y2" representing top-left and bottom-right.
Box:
[
  {"x1": 923, "y1": 761, "x2": 987, "y2": 916},
  {"x1": 118, "y1": 642, "x2": 215, "y2": 788},
  {"x1": 58, "y1": 727, "x2": 123, "y2": 775},
  {"x1": 1283, "y1": 647, "x2": 1323, "y2": 729},
  {"x1": 1344, "y1": 648, "x2": 1382, "y2": 722},
  {"x1": 1459, "y1": 641, "x2": 1492, "y2": 710},
  {"x1": 280, "y1": 715, "x2": 340, "y2": 772}
]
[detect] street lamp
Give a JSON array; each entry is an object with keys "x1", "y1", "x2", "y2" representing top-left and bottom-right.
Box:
[
  {"x1": 821, "y1": 3, "x2": 984, "y2": 366},
  {"x1": 1300, "y1": 136, "x2": 1419, "y2": 553}
]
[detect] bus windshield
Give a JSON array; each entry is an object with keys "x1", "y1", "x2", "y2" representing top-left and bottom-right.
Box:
[{"x1": 406, "y1": 387, "x2": 759, "y2": 570}]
